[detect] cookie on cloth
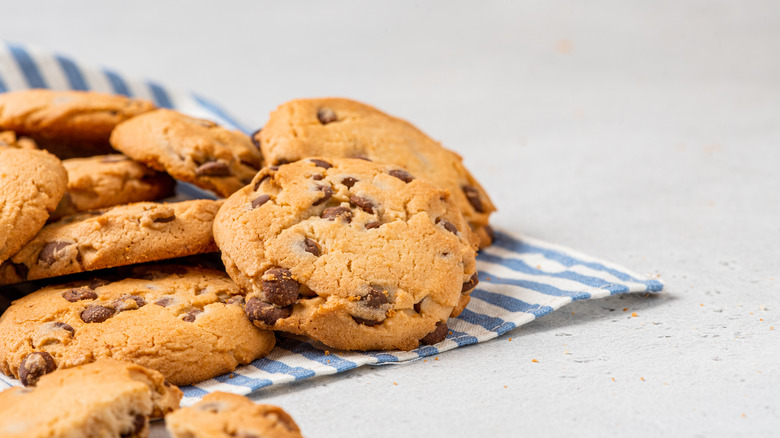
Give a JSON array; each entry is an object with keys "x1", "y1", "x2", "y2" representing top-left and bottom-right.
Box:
[
  {"x1": 110, "y1": 109, "x2": 263, "y2": 197},
  {"x1": 0, "y1": 146, "x2": 68, "y2": 265},
  {"x1": 0, "y1": 265, "x2": 275, "y2": 386},
  {"x1": 0, "y1": 89, "x2": 156, "y2": 158},
  {"x1": 0, "y1": 199, "x2": 221, "y2": 285},
  {"x1": 214, "y1": 158, "x2": 479, "y2": 351},
  {"x1": 166, "y1": 392, "x2": 302, "y2": 438},
  {"x1": 51, "y1": 154, "x2": 176, "y2": 220},
  {"x1": 0, "y1": 359, "x2": 181, "y2": 438},
  {"x1": 255, "y1": 97, "x2": 496, "y2": 247}
]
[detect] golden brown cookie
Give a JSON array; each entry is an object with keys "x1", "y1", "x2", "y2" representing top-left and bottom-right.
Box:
[
  {"x1": 0, "y1": 199, "x2": 221, "y2": 285},
  {"x1": 0, "y1": 89, "x2": 156, "y2": 158},
  {"x1": 0, "y1": 147, "x2": 68, "y2": 265},
  {"x1": 0, "y1": 359, "x2": 181, "y2": 438},
  {"x1": 166, "y1": 392, "x2": 302, "y2": 438},
  {"x1": 0, "y1": 265, "x2": 275, "y2": 386},
  {"x1": 110, "y1": 109, "x2": 263, "y2": 197},
  {"x1": 214, "y1": 158, "x2": 479, "y2": 351},
  {"x1": 256, "y1": 97, "x2": 496, "y2": 247},
  {"x1": 51, "y1": 154, "x2": 176, "y2": 220}
]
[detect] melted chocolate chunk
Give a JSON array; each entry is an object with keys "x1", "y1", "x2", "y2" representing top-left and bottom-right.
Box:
[
  {"x1": 153, "y1": 214, "x2": 175, "y2": 223},
  {"x1": 262, "y1": 267, "x2": 300, "y2": 307},
  {"x1": 389, "y1": 169, "x2": 414, "y2": 183},
  {"x1": 352, "y1": 316, "x2": 383, "y2": 327},
  {"x1": 253, "y1": 173, "x2": 271, "y2": 190},
  {"x1": 195, "y1": 161, "x2": 231, "y2": 177},
  {"x1": 437, "y1": 219, "x2": 458, "y2": 235},
  {"x1": 182, "y1": 310, "x2": 203, "y2": 322},
  {"x1": 313, "y1": 185, "x2": 333, "y2": 206},
  {"x1": 317, "y1": 107, "x2": 337, "y2": 124},
  {"x1": 420, "y1": 321, "x2": 448, "y2": 345},
  {"x1": 81, "y1": 306, "x2": 114, "y2": 323},
  {"x1": 38, "y1": 241, "x2": 72, "y2": 265},
  {"x1": 365, "y1": 221, "x2": 382, "y2": 230},
  {"x1": 349, "y1": 195, "x2": 375, "y2": 214},
  {"x1": 62, "y1": 287, "x2": 97, "y2": 302},
  {"x1": 341, "y1": 176, "x2": 358, "y2": 188},
  {"x1": 362, "y1": 286, "x2": 389, "y2": 308},
  {"x1": 303, "y1": 238, "x2": 321, "y2": 256},
  {"x1": 252, "y1": 194, "x2": 271, "y2": 209},
  {"x1": 310, "y1": 159, "x2": 332, "y2": 169},
  {"x1": 321, "y1": 206, "x2": 353, "y2": 223},
  {"x1": 19, "y1": 352, "x2": 56, "y2": 386},
  {"x1": 462, "y1": 273, "x2": 479, "y2": 293},
  {"x1": 250, "y1": 128, "x2": 262, "y2": 148},
  {"x1": 462, "y1": 185, "x2": 484, "y2": 213},
  {"x1": 245, "y1": 298, "x2": 292, "y2": 325}
]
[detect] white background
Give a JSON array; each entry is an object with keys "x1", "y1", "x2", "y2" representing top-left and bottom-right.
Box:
[{"x1": 3, "y1": 1, "x2": 778, "y2": 436}]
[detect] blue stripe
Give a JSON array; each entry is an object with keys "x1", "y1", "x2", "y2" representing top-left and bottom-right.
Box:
[
  {"x1": 148, "y1": 81, "x2": 173, "y2": 108},
  {"x1": 192, "y1": 93, "x2": 251, "y2": 133},
  {"x1": 471, "y1": 288, "x2": 555, "y2": 316},
  {"x1": 276, "y1": 336, "x2": 358, "y2": 372},
  {"x1": 55, "y1": 55, "x2": 88, "y2": 90},
  {"x1": 369, "y1": 353, "x2": 401, "y2": 363},
  {"x1": 251, "y1": 357, "x2": 316, "y2": 380},
  {"x1": 446, "y1": 328, "x2": 480, "y2": 346},
  {"x1": 457, "y1": 308, "x2": 517, "y2": 335},
  {"x1": 8, "y1": 44, "x2": 46, "y2": 88},
  {"x1": 180, "y1": 385, "x2": 209, "y2": 398},
  {"x1": 213, "y1": 372, "x2": 272, "y2": 391},
  {"x1": 103, "y1": 69, "x2": 131, "y2": 96},
  {"x1": 478, "y1": 271, "x2": 592, "y2": 300},
  {"x1": 0, "y1": 70, "x2": 7, "y2": 92}
]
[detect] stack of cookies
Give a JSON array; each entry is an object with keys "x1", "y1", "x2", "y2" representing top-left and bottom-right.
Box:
[{"x1": 0, "y1": 89, "x2": 495, "y2": 436}]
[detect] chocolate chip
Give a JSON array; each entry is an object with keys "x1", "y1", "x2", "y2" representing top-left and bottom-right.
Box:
[
  {"x1": 313, "y1": 185, "x2": 333, "y2": 206},
  {"x1": 317, "y1": 107, "x2": 337, "y2": 124},
  {"x1": 349, "y1": 195, "x2": 375, "y2": 214},
  {"x1": 414, "y1": 301, "x2": 423, "y2": 313},
  {"x1": 153, "y1": 214, "x2": 175, "y2": 223},
  {"x1": 437, "y1": 219, "x2": 458, "y2": 235},
  {"x1": 19, "y1": 352, "x2": 56, "y2": 386},
  {"x1": 321, "y1": 206, "x2": 353, "y2": 223},
  {"x1": 226, "y1": 296, "x2": 245, "y2": 306},
  {"x1": 365, "y1": 221, "x2": 382, "y2": 229},
  {"x1": 182, "y1": 310, "x2": 203, "y2": 322},
  {"x1": 154, "y1": 297, "x2": 174, "y2": 307},
  {"x1": 312, "y1": 174, "x2": 324, "y2": 181},
  {"x1": 245, "y1": 298, "x2": 292, "y2": 325},
  {"x1": 81, "y1": 306, "x2": 114, "y2": 323},
  {"x1": 195, "y1": 161, "x2": 231, "y2": 177},
  {"x1": 310, "y1": 159, "x2": 332, "y2": 169},
  {"x1": 462, "y1": 273, "x2": 479, "y2": 293},
  {"x1": 52, "y1": 322, "x2": 75, "y2": 336},
  {"x1": 262, "y1": 267, "x2": 300, "y2": 307},
  {"x1": 341, "y1": 177, "x2": 358, "y2": 188},
  {"x1": 462, "y1": 185, "x2": 485, "y2": 213},
  {"x1": 483, "y1": 225, "x2": 495, "y2": 243},
  {"x1": 253, "y1": 173, "x2": 271, "y2": 190},
  {"x1": 420, "y1": 321, "x2": 448, "y2": 345},
  {"x1": 252, "y1": 194, "x2": 271, "y2": 209},
  {"x1": 121, "y1": 414, "x2": 146, "y2": 438},
  {"x1": 353, "y1": 155, "x2": 372, "y2": 162},
  {"x1": 352, "y1": 316, "x2": 383, "y2": 327},
  {"x1": 362, "y1": 286, "x2": 389, "y2": 308},
  {"x1": 389, "y1": 169, "x2": 414, "y2": 183},
  {"x1": 303, "y1": 238, "x2": 321, "y2": 256},
  {"x1": 38, "y1": 241, "x2": 71, "y2": 265},
  {"x1": 115, "y1": 295, "x2": 146, "y2": 312},
  {"x1": 62, "y1": 287, "x2": 97, "y2": 302},
  {"x1": 250, "y1": 128, "x2": 262, "y2": 148}
]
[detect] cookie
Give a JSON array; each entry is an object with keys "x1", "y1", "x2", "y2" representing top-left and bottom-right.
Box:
[
  {"x1": 0, "y1": 265, "x2": 276, "y2": 386},
  {"x1": 166, "y1": 392, "x2": 302, "y2": 438},
  {"x1": 0, "y1": 359, "x2": 181, "y2": 438},
  {"x1": 51, "y1": 154, "x2": 176, "y2": 220},
  {"x1": 256, "y1": 97, "x2": 496, "y2": 247},
  {"x1": 110, "y1": 109, "x2": 263, "y2": 197},
  {"x1": 213, "y1": 158, "x2": 479, "y2": 351},
  {"x1": 0, "y1": 147, "x2": 68, "y2": 265},
  {"x1": 0, "y1": 89, "x2": 156, "y2": 158},
  {"x1": 0, "y1": 199, "x2": 221, "y2": 285},
  {"x1": 0, "y1": 130, "x2": 37, "y2": 149}
]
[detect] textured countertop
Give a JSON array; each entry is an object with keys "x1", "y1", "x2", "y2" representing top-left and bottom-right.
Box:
[{"x1": 2, "y1": 1, "x2": 778, "y2": 436}]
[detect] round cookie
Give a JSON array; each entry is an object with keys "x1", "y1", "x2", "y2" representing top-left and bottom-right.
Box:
[
  {"x1": 0, "y1": 359, "x2": 181, "y2": 438},
  {"x1": 0, "y1": 89, "x2": 156, "y2": 158},
  {"x1": 256, "y1": 97, "x2": 496, "y2": 247},
  {"x1": 51, "y1": 154, "x2": 176, "y2": 220},
  {"x1": 166, "y1": 392, "x2": 302, "y2": 438},
  {"x1": 0, "y1": 199, "x2": 221, "y2": 285},
  {"x1": 0, "y1": 265, "x2": 276, "y2": 386},
  {"x1": 0, "y1": 147, "x2": 68, "y2": 265},
  {"x1": 110, "y1": 109, "x2": 263, "y2": 197},
  {"x1": 213, "y1": 158, "x2": 479, "y2": 351}
]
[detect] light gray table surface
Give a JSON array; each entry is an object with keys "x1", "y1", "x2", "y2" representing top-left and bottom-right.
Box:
[{"x1": 3, "y1": 1, "x2": 778, "y2": 436}]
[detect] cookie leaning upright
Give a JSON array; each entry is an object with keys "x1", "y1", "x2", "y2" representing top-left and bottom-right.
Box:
[
  {"x1": 110, "y1": 109, "x2": 263, "y2": 197},
  {"x1": 0, "y1": 89, "x2": 156, "y2": 158},
  {"x1": 256, "y1": 98, "x2": 497, "y2": 247},
  {"x1": 214, "y1": 158, "x2": 479, "y2": 351},
  {"x1": 0, "y1": 147, "x2": 68, "y2": 264},
  {"x1": 0, "y1": 359, "x2": 181, "y2": 438}
]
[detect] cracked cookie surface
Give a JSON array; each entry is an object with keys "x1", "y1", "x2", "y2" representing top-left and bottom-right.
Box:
[
  {"x1": 0, "y1": 146, "x2": 68, "y2": 265},
  {"x1": 256, "y1": 97, "x2": 496, "y2": 247},
  {"x1": 214, "y1": 158, "x2": 479, "y2": 351},
  {"x1": 51, "y1": 154, "x2": 176, "y2": 220},
  {"x1": 110, "y1": 109, "x2": 263, "y2": 197},
  {"x1": 0, "y1": 199, "x2": 221, "y2": 285},
  {"x1": 166, "y1": 392, "x2": 302, "y2": 438},
  {"x1": 0, "y1": 265, "x2": 275, "y2": 386},
  {"x1": 0, "y1": 359, "x2": 181, "y2": 438}
]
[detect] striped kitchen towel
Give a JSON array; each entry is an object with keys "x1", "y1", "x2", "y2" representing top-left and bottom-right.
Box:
[{"x1": 0, "y1": 42, "x2": 664, "y2": 405}]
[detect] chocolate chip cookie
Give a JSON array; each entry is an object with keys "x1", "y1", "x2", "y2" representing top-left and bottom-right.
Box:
[
  {"x1": 166, "y1": 392, "x2": 302, "y2": 438},
  {"x1": 110, "y1": 109, "x2": 263, "y2": 197},
  {"x1": 0, "y1": 89, "x2": 156, "y2": 158},
  {"x1": 0, "y1": 147, "x2": 68, "y2": 265},
  {"x1": 214, "y1": 158, "x2": 479, "y2": 351},
  {"x1": 0, "y1": 265, "x2": 276, "y2": 386},
  {"x1": 255, "y1": 98, "x2": 496, "y2": 247},
  {"x1": 0, "y1": 359, "x2": 181, "y2": 438},
  {"x1": 51, "y1": 154, "x2": 176, "y2": 220},
  {"x1": 0, "y1": 199, "x2": 221, "y2": 285}
]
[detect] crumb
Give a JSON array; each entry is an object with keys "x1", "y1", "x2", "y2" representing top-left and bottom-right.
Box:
[
  {"x1": 326, "y1": 360, "x2": 330, "y2": 363},
  {"x1": 435, "y1": 357, "x2": 439, "y2": 361},
  {"x1": 631, "y1": 312, "x2": 638, "y2": 317},
  {"x1": 532, "y1": 359, "x2": 539, "y2": 363},
  {"x1": 640, "y1": 377, "x2": 645, "y2": 381},
  {"x1": 423, "y1": 359, "x2": 427, "y2": 362},
  {"x1": 700, "y1": 303, "x2": 704, "y2": 307},
  {"x1": 508, "y1": 337, "x2": 512, "y2": 342},
  {"x1": 536, "y1": 265, "x2": 541, "y2": 269},
  {"x1": 611, "y1": 377, "x2": 615, "y2": 382},
  {"x1": 504, "y1": 385, "x2": 507, "y2": 388},
  {"x1": 760, "y1": 319, "x2": 764, "y2": 321},
  {"x1": 324, "y1": 350, "x2": 330, "y2": 355},
  {"x1": 393, "y1": 382, "x2": 398, "y2": 386},
  {"x1": 742, "y1": 413, "x2": 746, "y2": 418},
  {"x1": 229, "y1": 373, "x2": 235, "y2": 379},
  {"x1": 571, "y1": 310, "x2": 575, "y2": 315},
  {"x1": 623, "y1": 308, "x2": 628, "y2": 312}
]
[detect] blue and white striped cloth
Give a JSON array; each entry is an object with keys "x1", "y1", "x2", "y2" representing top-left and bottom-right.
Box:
[{"x1": 0, "y1": 42, "x2": 663, "y2": 405}]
